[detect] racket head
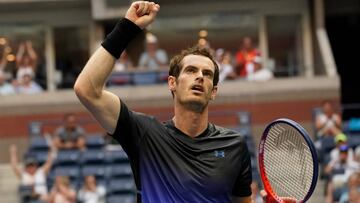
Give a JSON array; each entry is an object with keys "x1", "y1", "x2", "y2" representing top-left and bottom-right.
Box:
[{"x1": 258, "y1": 118, "x2": 318, "y2": 203}]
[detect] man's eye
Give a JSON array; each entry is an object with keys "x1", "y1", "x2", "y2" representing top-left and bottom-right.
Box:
[{"x1": 203, "y1": 71, "x2": 213, "y2": 77}]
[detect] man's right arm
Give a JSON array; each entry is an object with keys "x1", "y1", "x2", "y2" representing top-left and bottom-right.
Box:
[{"x1": 74, "y1": 1, "x2": 160, "y2": 134}]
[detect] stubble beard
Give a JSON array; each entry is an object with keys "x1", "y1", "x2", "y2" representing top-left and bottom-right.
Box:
[{"x1": 179, "y1": 96, "x2": 210, "y2": 113}]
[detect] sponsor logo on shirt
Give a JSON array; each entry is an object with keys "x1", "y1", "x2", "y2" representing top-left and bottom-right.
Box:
[{"x1": 214, "y1": 150, "x2": 225, "y2": 158}]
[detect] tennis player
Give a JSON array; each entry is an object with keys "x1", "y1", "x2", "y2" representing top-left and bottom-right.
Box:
[{"x1": 75, "y1": 1, "x2": 261, "y2": 202}]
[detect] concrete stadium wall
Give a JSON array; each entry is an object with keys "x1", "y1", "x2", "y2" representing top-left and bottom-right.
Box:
[{"x1": 0, "y1": 76, "x2": 340, "y2": 163}]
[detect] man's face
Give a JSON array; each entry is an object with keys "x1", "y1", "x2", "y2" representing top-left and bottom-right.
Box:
[
  {"x1": 22, "y1": 75, "x2": 32, "y2": 85},
  {"x1": 65, "y1": 115, "x2": 76, "y2": 130},
  {"x1": 340, "y1": 151, "x2": 348, "y2": 163},
  {"x1": 242, "y1": 37, "x2": 252, "y2": 50},
  {"x1": 25, "y1": 164, "x2": 37, "y2": 175},
  {"x1": 146, "y1": 42, "x2": 157, "y2": 53},
  {"x1": 323, "y1": 102, "x2": 333, "y2": 117},
  {"x1": 0, "y1": 75, "x2": 5, "y2": 85},
  {"x1": 169, "y1": 54, "x2": 217, "y2": 112}
]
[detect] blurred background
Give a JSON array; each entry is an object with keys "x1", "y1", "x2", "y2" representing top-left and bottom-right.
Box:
[{"x1": 0, "y1": 0, "x2": 359, "y2": 203}]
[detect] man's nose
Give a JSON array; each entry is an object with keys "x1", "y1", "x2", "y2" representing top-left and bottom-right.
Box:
[{"x1": 195, "y1": 72, "x2": 204, "y2": 82}]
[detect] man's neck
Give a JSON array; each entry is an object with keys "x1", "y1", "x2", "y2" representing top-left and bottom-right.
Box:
[{"x1": 173, "y1": 103, "x2": 209, "y2": 138}]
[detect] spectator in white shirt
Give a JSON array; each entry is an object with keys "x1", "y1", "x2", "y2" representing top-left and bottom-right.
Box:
[{"x1": 138, "y1": 33, "x2": 168, "y2": 70}]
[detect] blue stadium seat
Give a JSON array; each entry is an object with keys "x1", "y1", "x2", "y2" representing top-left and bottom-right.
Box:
[
  {"x1": 54, "y1": 165, "x2": 81, "y2": 179},
  {"x1": 108, "y1": 164, "x2": 133, "y2": 177},
  {"x1": 55, "y1": 150, "x2": 81, "y2": 165},
  {"x1": 18, "y1": 185, "x2": 33, "y2": 199},
  {"x1": 108, "y1": 72, "x2": 132, "y2": 86},
  {"x1": 26, "y1": 150, "x2": 49, "y2": 165},
  {"x1": 157, "y1": 70, "x2": 168, "y2": 83},
  {"x1": 86, "y1": 134, "x2": 106, "y2": 150},
  {"x1": 29, "y1": 136, "x2": 49, "y2": 151},
  {"x1": 28, "y1": 201, "x2": 47, "y2": 203},
  {"x1": 107, "y1": 178, "x2": 135, "y2": 194},
  {"x1": 348, "y1": 133, "x2": 360, "y2": 149},
  {"x1": 82, "y1": 164, "x2": 107, "y2": 178},
  {"x1": 107, "y1": 194, "x2": 136, "y2": 203},
  {"x1": 106, "y1": 149, "x2": 128, "y2": 163},
  {"x1": 81, "y1": 149, "x2": 106, "y2": 164},
  {"x1": 133, "y1": 71, "x2": 158, "y2": 85}
]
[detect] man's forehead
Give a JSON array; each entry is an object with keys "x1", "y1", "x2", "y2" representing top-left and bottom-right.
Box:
[{"x1": 181, "y1": 54, "x2": 214, "y2": 70}]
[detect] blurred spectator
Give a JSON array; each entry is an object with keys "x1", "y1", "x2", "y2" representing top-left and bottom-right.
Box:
[
  {"x1": 0, "y1": 70, "x2": 16, "y2": 95},
  {"x1": 114, "y1": 51, "x2": 133, "y2": 72},
  {"x1": 53, "y1": 113, "x2": 86, "y2": 151},
  {"x1": 9, "y1": 144, "x2": 55, "y2": 202},
  {"x1": 215, "y1": 49, "x2": 236, "y2": 83},
  {"x1": 325, "y1": 145, "x2": 359, "y2": 203},
  {"x1": 235, "y1": 37, "x2": 261, "y2": 78},
  {"x1": 0, "y1": 42, "x2": 10, "y2": 71},
  {"x1": 49, "y1": 176, "x2": 76, "y2": 203},
  {"x1": 235, "y1": 37, "x2": 272, "y2": 81},
  {"x1": 339, "y1": 172, "x2": 360, "y2": 203},
  {"x1": 14, "y1": 68, "x2": 43, "y2": 94},
  {"x1": 316, "y1": 100, "x2": 342, "y2": 138},
  {"x1": 78, "y1": 175, "x2": 106, "y2": 203},
  {"x1": 16, "y1": 41, "x2": 38, "y2": 81},
  {"x1": 330, "y1": 133, "x2": 355, "y2": 163},
  {"x1": 355, "y1": 146, "x2": 360, "y2": 163},
  {"x1": 138, "y1": 33, "x2": 168, "y2": 70}
]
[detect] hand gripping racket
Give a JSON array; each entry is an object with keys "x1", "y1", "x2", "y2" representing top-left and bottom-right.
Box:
[{"x1": 258, "y1": 118, "x2": 318, "y2": 203}]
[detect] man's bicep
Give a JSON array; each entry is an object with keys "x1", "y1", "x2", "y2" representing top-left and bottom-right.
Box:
[{"x1": 85, "y1": 90, "x2": 121, "y2": 134}]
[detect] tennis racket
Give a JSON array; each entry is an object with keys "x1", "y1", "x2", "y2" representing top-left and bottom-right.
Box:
[{"x1": 258, "y1": 118, "x2": 318, "y2": 203}]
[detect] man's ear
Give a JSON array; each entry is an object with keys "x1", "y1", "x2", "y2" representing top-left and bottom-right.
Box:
[
  {"x1": 168, "y1": 76, "x2": 176, "y2": 92},
  {"x1": 211, "y1": 86, "x2": 218, "y2": 100}
]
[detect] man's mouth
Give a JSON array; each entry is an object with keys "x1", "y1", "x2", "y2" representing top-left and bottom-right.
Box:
[{"x1": 191, "y1": 85, "x2": 204, "y2": 93}]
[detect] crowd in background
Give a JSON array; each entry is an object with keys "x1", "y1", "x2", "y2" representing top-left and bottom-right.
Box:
[
  {"x1": 0, "y1": 40, "x2": 43, "y2": 95},
  {"x1": 114, "y1": 33, "x2": 273, "y2": 83},
  {"x1": 10, "y1": 114, "x2": 107, "y2": 203},
  {"x1": 315, "y1": 100, "x2": 360, "y2": 203},
  {"x1": 0, "y1": 32, "x2": 276, "y2": 96}
]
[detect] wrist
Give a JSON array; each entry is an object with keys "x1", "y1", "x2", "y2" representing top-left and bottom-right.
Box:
[{"x1": 101, "y1": 18, "x2": 142, "y2": 59}]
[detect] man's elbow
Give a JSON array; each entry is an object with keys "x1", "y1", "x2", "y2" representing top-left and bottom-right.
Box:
[
  {"x1": 74, "y1": 78, "x2": 102, "y2": 105},
  {"x1": 74, "y1": 79, "x2": 86, "y2": 100}
]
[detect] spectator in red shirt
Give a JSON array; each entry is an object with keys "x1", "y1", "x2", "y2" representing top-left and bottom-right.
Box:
[{"x1": 235, "y1": 37, "x2": 261, "y2": 78}]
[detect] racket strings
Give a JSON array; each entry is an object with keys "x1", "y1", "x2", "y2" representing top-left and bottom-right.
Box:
[{"x1": 264, "y1": 123, "x2": 314, "y2": 200}]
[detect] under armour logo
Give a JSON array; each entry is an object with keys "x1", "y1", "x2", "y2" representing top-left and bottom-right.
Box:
[{"x1": 214, "y1": 150, "x2": 225, "y2": 158}]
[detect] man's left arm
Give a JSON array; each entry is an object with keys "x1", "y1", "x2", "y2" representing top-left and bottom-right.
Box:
[{"x1": 232, "y1": 140, "x2": 253, "y2": 202}]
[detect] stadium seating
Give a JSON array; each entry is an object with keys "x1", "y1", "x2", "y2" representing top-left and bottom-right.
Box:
[
  {"x1": 108, "y1": 164, "x2": 133, "y2": 178},
  {"x1": 54, "y1": 165, "x2": 81, "y2": 178},
  {"x1": 81, "y1": 149, "x2": 106, "y2": 164},
  {"x1": 108, "y1": 72, "x2": 132, "y2": 86},
  {"x1": 29, "y1": 136, "x2": 49, "y2": 151},
  {"x1": 55, "y1": 150, "x2": 81, "y2": 165},
  {"x1": 107, "y1": 194, "x2": 135, "y2": 203},
  {"x1": 133, "y1": 71, "x2": 158, "y2": 85},
  {"x1": 107, "y1": 178, "x2": 135, "y2": 194},
  {"x1": 106, "y1": 149, "x2": 129, "y2": 163},
  {"x1": 85, "y1": 134, "x2": 106, "y2": 150},
  {"x1": 25, "y1": 150, "x2": 48, "y2": 165}
]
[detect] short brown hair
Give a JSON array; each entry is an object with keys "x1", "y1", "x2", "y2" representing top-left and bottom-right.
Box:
[{"x1": 169, "y1": 46, "x2": 219, "y2": 86}]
